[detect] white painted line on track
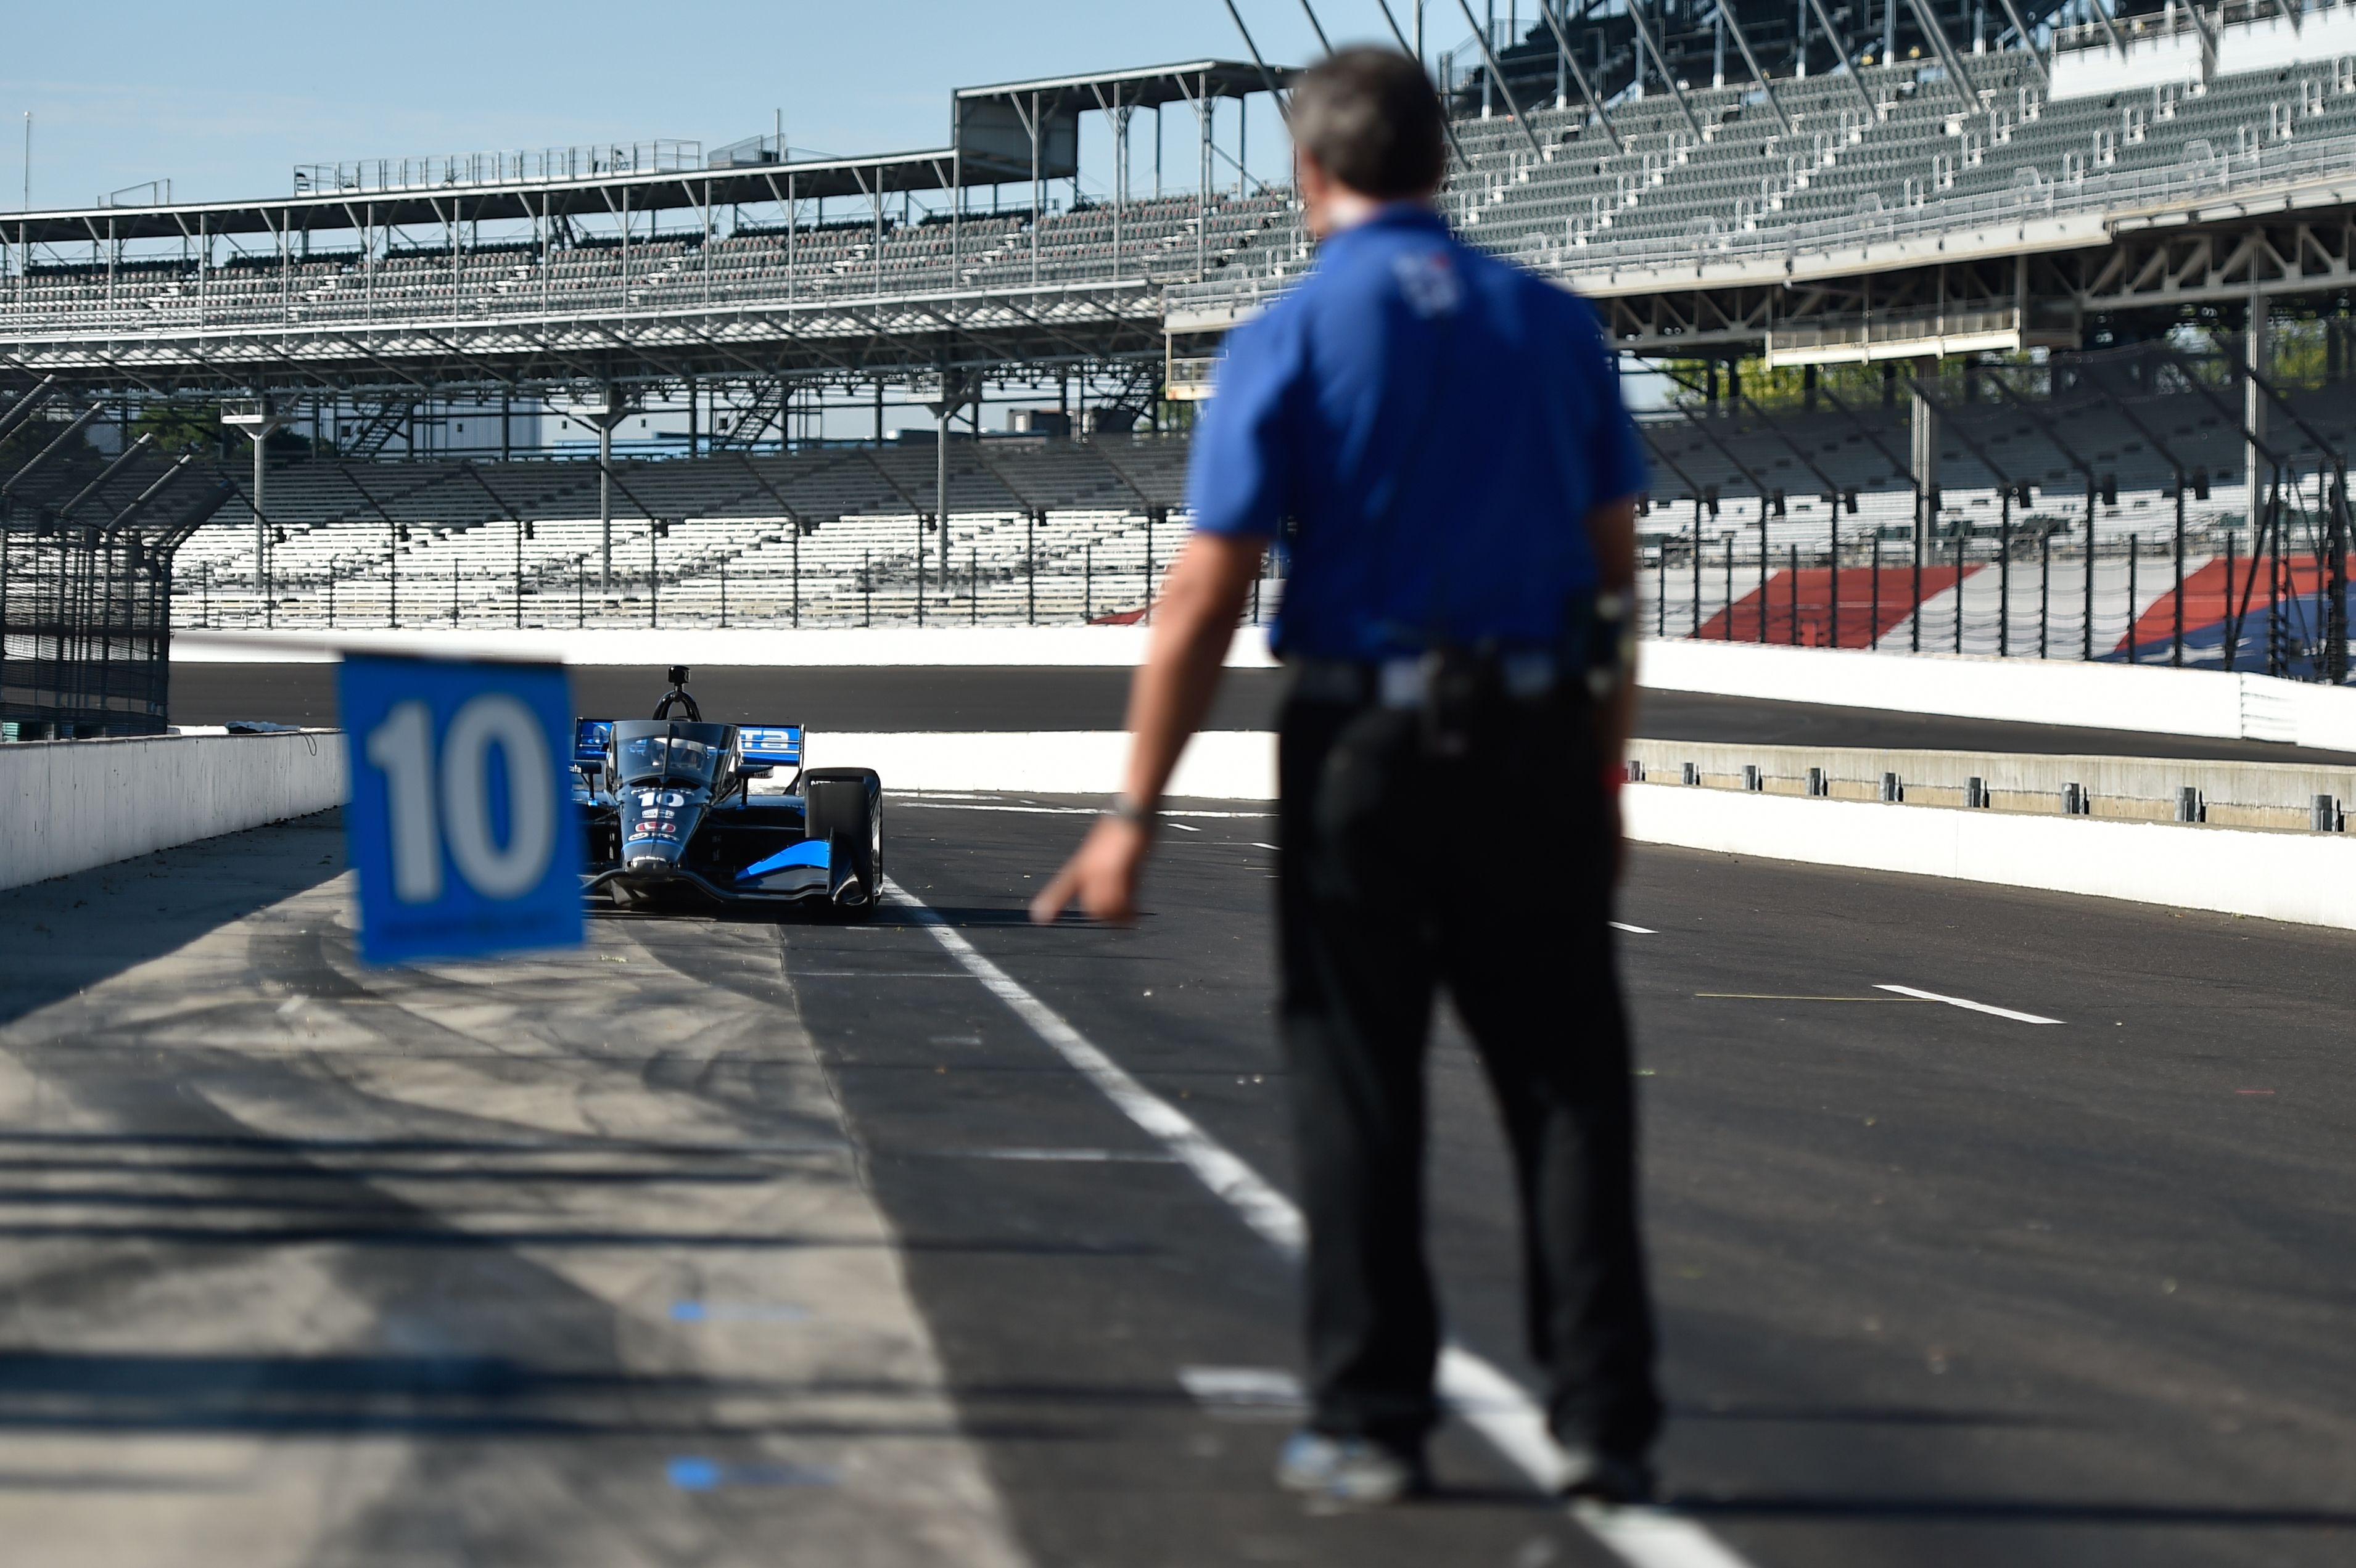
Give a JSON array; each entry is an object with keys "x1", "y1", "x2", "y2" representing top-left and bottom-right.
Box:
[
  {"x1": 896, "y1": 800, "x2": 1274, "y2": 819},
  {"x1": 886, "y1": 877, "x2": 1756, "y2": 1568},
  {"x1": 949, "y1": 1147, "x2": 1180, "y2": 1164},
  {"x1": 1179, "y1": 1365, "x2": 1308, "y2": 1420},
  {"x1": 1610, "y1": 922, "x2": 1657, "y2": 935},
  {"x1": 1874, "y1": 984, "x2": 2064, "y2": 1025},
  {"x1": 791, "y1": 971, "x2": 974, "y2": 979}
]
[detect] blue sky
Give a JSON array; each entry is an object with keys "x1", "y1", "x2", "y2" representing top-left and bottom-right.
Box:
[{"x1": 0, "y1": 2, "x2": 1497, "y2": 212}]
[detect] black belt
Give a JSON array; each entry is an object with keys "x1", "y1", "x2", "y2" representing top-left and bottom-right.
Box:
[{"x1": 1287, "y1": 650, "x2": 1567, "y2": 709}]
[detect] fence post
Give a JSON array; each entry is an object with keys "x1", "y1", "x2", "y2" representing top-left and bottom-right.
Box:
[
  {"x1": 970, "y1": 546, "x2": 978, "y2": 625},
  {"x1": 1087, "y1": 540, "x2": 1095, "y2": 623},
  {"x1": 1998, "y1": 503, "x2": 2011, "y2": 657},
  {"x1": 1145, "y1": 504, "x2": 1163, "y2": 623},
  {"x1": 793, "y1": 526, "x2": 801, "y2": 630},
  {"x1": 864, "y1": 548, "x2": 873, "y2": 628},
  {"x1": 1787, "y1": 543, "x2": 1799, "y2": 645},
  {"x1": 2267, "y1": 472, "x2": 2284, "y2": 677},
  {"x1": 1692, "y1": 506, "x2": 1704, "y2": 638},
  {"x1": 1723, "y1": 536, "x2": 1734, "y2": 641},
  {"x1": 1869, "y1": 529, "x2": 1880, "y2": 650},
  {"x1": 1829, "y1": 507, "x2": 1840, "y2": 648},
  {"x1": 1757, "y1": 522, "x2": 1768, "y2": 643},
  {"x1": 1953, "y1": 527, "x2": 1964, "y2": 655},
  {"x1": 1911, "y1": 508, "x2": 1923, "y2": 653},
  {"x1": 2129, "y1": 532, "x2": 2143, "y2": 664},
  {"x1": 1028, "y1": 509, "x2": 1037, "y2": 626},
  {"x1": 2040, "y1": 529, "x2": 2050, "y2": 657},
  {"x1": 2172, "y1": 480, "x2": 2186, "y2": 667},
  {"x1": 2083, "y1": 482, "x2": 2096, "y2": 661}
]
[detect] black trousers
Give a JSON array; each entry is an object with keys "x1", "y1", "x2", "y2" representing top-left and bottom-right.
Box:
[{"x1": 1276, "y1": 683, "x2": 1660, "y2": 1456}]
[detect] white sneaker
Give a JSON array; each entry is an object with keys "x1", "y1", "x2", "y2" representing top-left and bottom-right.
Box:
[{"x1": 1275, "y1": 1429, "x2": 1428, "y2": 1504}]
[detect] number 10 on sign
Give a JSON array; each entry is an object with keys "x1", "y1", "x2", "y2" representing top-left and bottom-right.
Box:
[{"x1": 339, "y1": 655, "x2": 582, "y2": 964}]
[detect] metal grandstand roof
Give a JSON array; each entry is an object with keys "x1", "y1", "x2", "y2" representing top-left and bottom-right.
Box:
[
  {"x1": 2, "y1": 147, "x2": 969, "y2": 247},
  {"x1": 3, "y1": 60, "x2": 1293, "y2": 247},
  {"x1": 954, "y1": 61, "x2": 1289, "y2": 186},
  {"x1": 952, "y1": 60, "x2": 1283, "y2": 110}
]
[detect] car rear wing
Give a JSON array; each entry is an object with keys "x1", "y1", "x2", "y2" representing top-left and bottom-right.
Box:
[
  {"x1": 574, "y1": 720, "x2": 614, "y2": 770},
  {"x1": 739, "y1": 726, "x2": 804, "y2": 769}
]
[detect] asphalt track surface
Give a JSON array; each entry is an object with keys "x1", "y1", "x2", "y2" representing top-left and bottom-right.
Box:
[
  {"x1": 3, "y1": 797, "x2": 2351, "y2": 1564},
  {"x1": 171, "y1": 663, "x2": 2356, "y2": 763}
]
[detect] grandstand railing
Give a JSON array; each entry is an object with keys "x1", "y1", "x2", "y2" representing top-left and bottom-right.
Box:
[
  {"x1": 167, "y1": 520, "x2": 1284, "y2": 636},
  {"x1": 1168, "y1": 124, "x2": 2356, "y2": 321},
  {"x1": 1639, "y1": 525, "x2": 2350, "y2": 683},
  {"x1": 292, "y1": 141, "x2": 704, "y2": 196},
  {"x1": 0, "y1": 192, "x2": 1300, "y2": 340}
]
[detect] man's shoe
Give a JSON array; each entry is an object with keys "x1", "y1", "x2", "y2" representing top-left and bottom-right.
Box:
[
  {"x1": 1275, "y1": 1429, "x2": 1428, "y2": 1504},
  {"x1": 1556, "y1": 1445, "x2": 1655, "y2": 1506}
]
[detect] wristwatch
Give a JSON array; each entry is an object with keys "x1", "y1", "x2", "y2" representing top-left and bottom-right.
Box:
[{"x1": 1109, "y1": 793, "x2": 1159, "y2": 829}]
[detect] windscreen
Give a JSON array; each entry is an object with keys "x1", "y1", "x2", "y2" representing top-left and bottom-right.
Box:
[{"x1": 609, "y1": 721, "x2": 733, "y2": 787}]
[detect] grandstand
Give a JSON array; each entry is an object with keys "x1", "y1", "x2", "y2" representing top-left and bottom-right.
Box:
[
  {"x1": 1, "y1": 2, "x2": 2352, "y2": 684},
  {"x1": 170, "y1": 437, "x2": 1204, "y2": 631}
]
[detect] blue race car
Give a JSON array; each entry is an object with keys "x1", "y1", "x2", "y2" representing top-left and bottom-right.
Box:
[{"x1": 574, "y1": 667, "x2": 883, "y2": 918}]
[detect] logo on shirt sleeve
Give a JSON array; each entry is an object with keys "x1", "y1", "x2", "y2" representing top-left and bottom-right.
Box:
[{"x1": 1392, "y1": 251, "x2": 1463, "y2": 319}]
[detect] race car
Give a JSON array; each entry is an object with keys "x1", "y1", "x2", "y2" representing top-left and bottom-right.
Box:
[{"x1": 573, "y1": 667, "x2": 883, "y2": 918}]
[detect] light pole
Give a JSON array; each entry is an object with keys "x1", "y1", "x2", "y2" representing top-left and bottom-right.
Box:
[
  {"x1": 571, "y1": 384, "x2": 633, "y2": 600},
  {"x1": 221, "y1": 396, "x2": 294, "y2": 622},
  {"x1": 927, "y1": 368, "x2": 978, "y2": 604}
]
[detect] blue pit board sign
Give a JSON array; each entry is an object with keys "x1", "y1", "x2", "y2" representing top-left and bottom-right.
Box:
[{"x1": 339, "y1": 654, "x2": 583, "y2": 965}]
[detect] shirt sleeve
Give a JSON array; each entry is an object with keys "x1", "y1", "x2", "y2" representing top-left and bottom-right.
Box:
[
  {"x1": 1185, "y1": 307, "x2": 1300, "y2": 537},
  {"x1": 1574, "y1": 297, "x2": 1648, "y2": 504}
]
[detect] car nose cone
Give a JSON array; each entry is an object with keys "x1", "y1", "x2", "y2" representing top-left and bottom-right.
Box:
[{"x1": 621, "y1": 794, "x2": 704, "y2": 873}]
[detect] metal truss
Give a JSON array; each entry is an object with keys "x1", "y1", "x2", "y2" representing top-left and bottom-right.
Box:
[
  {"x1": 2083, "y1": 215, "x2": 2356, "y2": 311},
  {"x1": 0, "y1": 277, "x2": 1169, "y2": 399}
]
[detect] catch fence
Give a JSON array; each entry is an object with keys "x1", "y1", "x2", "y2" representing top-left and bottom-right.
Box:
[{"x1": 1, "y1": 385, "x2": 231, "y2": 735}]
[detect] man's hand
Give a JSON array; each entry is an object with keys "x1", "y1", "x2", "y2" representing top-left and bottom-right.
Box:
[
  {"x1": 1024, "y1": 530, "x2": 1267, "y2": 928},
  {"x1": 1031, "y1": 816, "x2": 1153, "y2": 925}
]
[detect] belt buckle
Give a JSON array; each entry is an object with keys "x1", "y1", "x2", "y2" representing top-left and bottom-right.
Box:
[
  {"x1": 1501, "y1": 651, "x2": 1556, "y2": 700},
  {"x1": 1377, "y1": 658, "x2": 1427, "y2": 710}
]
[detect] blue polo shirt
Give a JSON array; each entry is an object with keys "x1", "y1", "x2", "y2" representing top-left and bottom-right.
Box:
[{"x1": 1187, "y1": 204, "x2": 1644, "y2": 662}]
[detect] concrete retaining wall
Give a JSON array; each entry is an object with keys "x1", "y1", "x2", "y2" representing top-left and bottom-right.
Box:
[
  {"x1": 815, "y1": 731, "x2": 1277, "y2": 800},
  {"x1": 1621, "y1": 782, "x2": 2356, "y2": 930},
  {"x1": 1626, "y1": 737, "x2": 2356, "y2": 831},
  {"x1": 1639, "y1": 638, "x2": 2356, "y2": 752},
  {"x1": 0, "y1": 731, "x2": 347, "y2": 892}
]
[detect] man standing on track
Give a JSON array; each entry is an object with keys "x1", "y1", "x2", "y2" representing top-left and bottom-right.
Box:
[{"x1": 1030, "y1": 46, "x2": 1658, "y2": 1506}]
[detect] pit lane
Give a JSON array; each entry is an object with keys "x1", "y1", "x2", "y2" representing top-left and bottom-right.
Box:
[{"x1": 0, "y1": 792, "x2": 2347, "y2": 1564}]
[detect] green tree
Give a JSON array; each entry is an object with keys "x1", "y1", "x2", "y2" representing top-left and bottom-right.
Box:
[{"x1": 131, "y1": 403, "x2": 226, "y2": 456}]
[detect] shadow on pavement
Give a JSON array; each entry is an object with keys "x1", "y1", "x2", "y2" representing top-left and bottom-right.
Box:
[
  {"x1": 1677, "y1": 1493, "x2": 2356, "y2": 1530},
  {"x1": 0, "y1": 810, "x2": 348, "y2": 1031}
]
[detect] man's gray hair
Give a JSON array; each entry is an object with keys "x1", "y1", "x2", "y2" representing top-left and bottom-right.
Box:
[{"x1": 1290, "y1": 47, "x2": 1448, "y2": 200}]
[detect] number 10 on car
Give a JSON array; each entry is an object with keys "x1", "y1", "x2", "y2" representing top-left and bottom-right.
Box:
[{"x1": 340, "y1": 655, "x2": 583, "y2": 965}]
